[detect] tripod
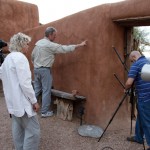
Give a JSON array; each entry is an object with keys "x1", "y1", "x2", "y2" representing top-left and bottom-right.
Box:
[
  {"x1": 113, "y1": 46, "x2": 136, "y2": 134},
  {"x1": 98, "y1": 90, "x2": 129, "y2": 142},
  {"x1": 114, "y1": 74, "x2": 145, "y2": 150},
  {"x1": 113, "y1": 47, "x2": 145, "y2": 149},
  {"x1": 98, "y1": 47, "x2": 146, "y2": 150},
  {"x1": 98, "y1": 75, "x2": 145, "y2": 150}
]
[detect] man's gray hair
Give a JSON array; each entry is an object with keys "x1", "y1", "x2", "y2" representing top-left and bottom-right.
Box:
[
  {"x1": 9, "y1": 32, "x2": 31, "y2": 52},
  {"x1": 45, "y1": 27, "x2": 57, "y2": 37}
]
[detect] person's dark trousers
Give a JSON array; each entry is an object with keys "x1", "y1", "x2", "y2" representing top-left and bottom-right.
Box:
[{"x1": 134, "y1": 100, "x2": 150, "y2": 146}]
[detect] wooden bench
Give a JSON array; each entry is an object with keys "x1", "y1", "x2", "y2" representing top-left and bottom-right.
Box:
[{"x1": 51, "y1": 89, "x2": 86, "y2": 121}]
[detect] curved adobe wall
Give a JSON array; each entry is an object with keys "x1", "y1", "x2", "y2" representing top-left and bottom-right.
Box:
[
  {"x1": 0, "y1": 0, "x2": 39, "y2": 41},
  {"x1": 1, "y1": 0, "x2": 149, "y2": 128},
  {"x1": 26, "y1": 4, "x2": 126, "y2": 128},
  {"x1": 20, "y1": 0, "x2": 150, "y2": 128},
  {"x1": 111, "y1": 0, "x2": 150, "y2": 20}
]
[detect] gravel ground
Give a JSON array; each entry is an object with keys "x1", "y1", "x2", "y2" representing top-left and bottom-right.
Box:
[{"x1": 0, "y1": 89, "x2": 147, "y2": 150}]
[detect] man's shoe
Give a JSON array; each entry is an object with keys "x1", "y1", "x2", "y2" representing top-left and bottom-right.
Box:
[
  {"x1": 41, "y1": 111, "x2": 53, "y2": 118},
  {"x1": 127, "y1": 136, "x2": 143, "y2": 144}
]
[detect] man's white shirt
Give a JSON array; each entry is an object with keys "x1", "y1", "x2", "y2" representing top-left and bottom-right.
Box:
[{"x1": 0, "y1": 52, "x2": 37, "y2": 117}]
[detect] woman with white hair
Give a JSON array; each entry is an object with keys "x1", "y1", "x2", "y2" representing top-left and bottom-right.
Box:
[{"x1": 0, "y1": 32, "x2": 40, "y2": 150}]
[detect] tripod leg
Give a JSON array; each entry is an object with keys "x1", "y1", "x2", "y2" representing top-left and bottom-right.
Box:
[
  {"x1": 130, "y1": 97, "x2": 137, "y2": 135},
  {"x1": 98, "y1": 91, "x2": 128, "y2": 142}
]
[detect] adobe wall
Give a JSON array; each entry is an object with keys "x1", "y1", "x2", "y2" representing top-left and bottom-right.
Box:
[
  {"x1": 0, "y1": 0, "x2": 39, "y2": 41},
  {"x1": 25, "y1": 0, "x2": 150, "y2": 128},
  {"x1": 1, "y1": 0, "x2": 150, "y2": 128},
  {"x1": 25, "y1": 4, "x2": 127, "y2": 128},
  {"x1": 111, "y1": 0, "x2": 150, "y2": 20}
]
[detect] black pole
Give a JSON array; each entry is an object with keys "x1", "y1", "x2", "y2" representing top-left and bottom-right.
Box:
[
  {"x1": 112, "y1": 46, "x2": 129, "y2": 73},
  {"x1": 98, "y1": 91, "x2": 129, "y2": 142},
  {"x1": 114, "y1": 73, "x2": 126, "y2": 89},
  {"x1": 114, "y1": 73, "x2": 135, "y2": 135},
  {"x1": 113, "y1": 46, "x2": 134, "y2": 135},
  {"x1": 78, "y1": 106, "x2": 84, "y2": 126},
  {"x1": 129, "y1": 85, "x2": 136, "y2": 135}
]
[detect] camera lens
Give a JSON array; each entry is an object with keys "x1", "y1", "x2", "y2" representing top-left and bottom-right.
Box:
[{"x1": 0, "y1": 40, "x2": 7, "y2": 48}]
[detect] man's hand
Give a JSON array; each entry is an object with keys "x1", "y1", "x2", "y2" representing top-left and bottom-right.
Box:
[
  {"x1": 33, "y1": 102, "x2": 40, "y2": 112},
  {"x1": 124, "y1": 89, "x2": 129, "y2": 94},
  {"x1": 125, "y1": 78, "x2": 134, "y2": 89},
  {"x1": 80, "y1": 40, "x2": 87, "y2": 46},
  {"x1": 76, "y1": 40, "x2": 87, "y2": 48}
]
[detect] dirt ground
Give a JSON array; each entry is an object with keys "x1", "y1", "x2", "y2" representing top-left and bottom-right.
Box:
[{"x1": 0, "y1": 89, "x2": 147, "y2": 150}]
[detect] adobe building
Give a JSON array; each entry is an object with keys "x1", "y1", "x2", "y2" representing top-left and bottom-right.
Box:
[{"x1": 1, "y1": 0, "x2": 150, "y2": 128}]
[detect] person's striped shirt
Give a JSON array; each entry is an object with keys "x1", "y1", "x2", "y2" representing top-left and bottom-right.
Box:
[{"x1": 128, "y1": 56, "x2": 150, "y2": 102}]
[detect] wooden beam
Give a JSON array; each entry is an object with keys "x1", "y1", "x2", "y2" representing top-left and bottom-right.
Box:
[
  {"x1": 113, "y1": 16, "x2": 150, "y2": 27},
  {"x1": 51, "y1": 89, "x2": 86, "y2": 101}
]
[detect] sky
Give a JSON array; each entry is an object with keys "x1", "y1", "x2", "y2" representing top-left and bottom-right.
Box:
[{"x1": 18, "y1": 0, "x2": 125, "y2": 24}]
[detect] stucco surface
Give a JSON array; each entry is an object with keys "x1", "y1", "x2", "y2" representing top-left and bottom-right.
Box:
[
  {"x1": 0, "y1": 0, "x2": 39, "y2": 41},
  {"x1": 25, "y1": 4, "x2": 128, "y2": 128},
  {"x1": 111, "y1": 0, "x2": 150, "y2": 20}
]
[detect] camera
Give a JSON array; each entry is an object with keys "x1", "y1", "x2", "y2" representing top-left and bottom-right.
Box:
[
  {"x1": 0, "y1": 39, "x2": 7, "y2": 49},
  {"x1": 0, "y1": 39, "x2": 7, "y2": 65}
]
